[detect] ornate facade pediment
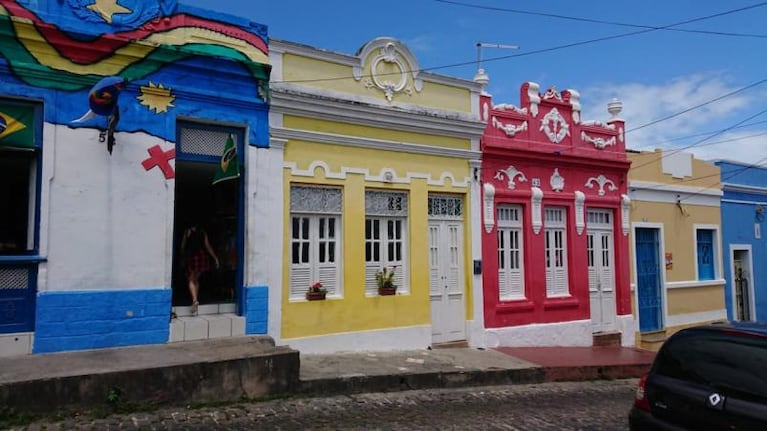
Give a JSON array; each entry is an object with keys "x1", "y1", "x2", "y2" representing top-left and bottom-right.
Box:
[{"x1": 353, "y1": 38, "x2": 423, "y2": 103}]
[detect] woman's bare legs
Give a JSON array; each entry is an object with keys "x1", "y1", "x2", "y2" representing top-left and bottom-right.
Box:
[{"x1": 187, "y1": 270, "x2": 201, "y2": 315}]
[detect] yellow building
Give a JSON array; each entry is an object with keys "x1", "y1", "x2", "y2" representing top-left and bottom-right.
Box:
[
  {"x1": 628, "y1": 150, "x2": 726, "y2": 350},
  {"x1": 268, "y1": 38, "x2": 486, "y2": 353}
]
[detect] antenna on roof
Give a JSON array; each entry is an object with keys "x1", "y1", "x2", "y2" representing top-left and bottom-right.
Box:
[{"x1": 474, "y1": 42, "x2": 519, "y2": 94}]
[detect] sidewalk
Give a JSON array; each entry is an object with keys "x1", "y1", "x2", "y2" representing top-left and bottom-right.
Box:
[
  {"x1": 300, "y1": 345, "x2": 655, "y2": 396},
  {"x1": 0, "y1": 336, "x2": 655, "y2": 417}
]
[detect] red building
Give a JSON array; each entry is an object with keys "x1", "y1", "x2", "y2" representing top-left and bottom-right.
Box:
[{"x1": 479, "y1": 82, "x2": 632, "y2": 347}]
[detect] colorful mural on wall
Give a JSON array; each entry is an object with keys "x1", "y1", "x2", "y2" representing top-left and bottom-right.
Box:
[
  {"x1": 0, "y1": 0, "x2": 269, "y2": 149},
  {"x1": 0, "y1": 0, "x2": 272, "y2": 356}
]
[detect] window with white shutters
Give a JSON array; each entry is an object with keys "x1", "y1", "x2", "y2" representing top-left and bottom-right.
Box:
[
  {"x1": 289, "y1": 185, "x2": 342, "y2": 299},
  {"x1": 497, "y1": 205, "x2": 525, "y2": 300},
  {"x1": 365, "y1": 190, "x2": 408, "y2": 295},
  {"x1": 544, "y1": 207, "x2": 569, "y2": 297}
]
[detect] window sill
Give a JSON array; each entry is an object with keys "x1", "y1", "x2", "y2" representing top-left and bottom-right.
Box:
[
  {"x1": 496, "y1": 300, "x2": 535, "y2": 313},
  {"x1": 543, "y1": 296, "x2": 579, "y2": 310}
]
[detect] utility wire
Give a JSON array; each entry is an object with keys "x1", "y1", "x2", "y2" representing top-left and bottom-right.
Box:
[
  {"x1": 434, "y1": 0, "x2": 767, "y2": 39},
  {"x1": 674, "y1": 154, "x2": 767, "y2": 203},
  {"x1": 628, "y1": 106, "x2": 767, "y2": 173},
  {"x1": 271, "y1": 2, "x2": 767, "y2": 85},
  {"x1": 626, "y1": 77, "x2": 767, "y2": 133},
  {"x1": 650, "y1": 120, "x2": 767, "y2": 144}
]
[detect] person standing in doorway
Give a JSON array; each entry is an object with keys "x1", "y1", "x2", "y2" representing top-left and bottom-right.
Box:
[{"x1": 181, "y1": 223, "x2": 219, "y2": 315}]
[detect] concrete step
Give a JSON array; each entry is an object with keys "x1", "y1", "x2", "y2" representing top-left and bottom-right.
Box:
[
  {"x1": 431, "y1": 340, "x2": 470, "y2": 349},
  {"x1": 0, "y1": 336, "x2": 299, "y2": 415},
  {"x1": 638, "y1": 331, "x2": 667, "y2": 352},
  {"x1": 592, "y1": 332, "x2": 621, "y2": 347}
]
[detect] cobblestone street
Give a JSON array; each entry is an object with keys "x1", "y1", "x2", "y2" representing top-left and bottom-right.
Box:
[{"x1": 12, "y1": 379, "x2": 637, "y2": 430}]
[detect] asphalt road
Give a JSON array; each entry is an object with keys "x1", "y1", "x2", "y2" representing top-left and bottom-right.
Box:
[{"x1": 10, "y1": 379, "x2": 638, "y2": 430}]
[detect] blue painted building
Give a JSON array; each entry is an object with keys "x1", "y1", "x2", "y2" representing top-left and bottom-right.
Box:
[
  {"x1": 0, "y1": 0, "x2": 276, "y2": 356},
  {"x1": 715, "y1": 159, "x2": 767, "y2": 323}
]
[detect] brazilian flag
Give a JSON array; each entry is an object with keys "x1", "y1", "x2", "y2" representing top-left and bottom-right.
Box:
[
  {"x1": 212, "y1": 134, "x2": 240, "y2": 184},
  {"x1": 0, "y1": 104, "x2": 35, "y2": 149}
]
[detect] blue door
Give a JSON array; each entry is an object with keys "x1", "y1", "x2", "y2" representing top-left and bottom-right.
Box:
[{"x1": 636, "y1": 228, "x2": 663, "y2": 332}]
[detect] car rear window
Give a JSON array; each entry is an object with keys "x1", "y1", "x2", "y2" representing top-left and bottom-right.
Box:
[{"x1": 654, "y1": 330, "x2": 767, "y2": 402}]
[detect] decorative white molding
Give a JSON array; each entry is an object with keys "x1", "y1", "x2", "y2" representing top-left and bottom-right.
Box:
[
  {"x1": 494, "y1": 103, "x2": 527, "y2": 115},
  {"x1": 526, "y1": 81, "x2": 540, "y2": 117},
  {"x1": 492, "y1": 117, "x2": 528, "y2": 137},
  {"x1": 482, "y1": 101, "x2": 489, "y2": 122},
  {"x1": 540, "y1": 107, "x2": 570, "y2": 144},
  {"x1": 575, "y1": 191, "x2": 585, "y2": 235},
  {"x1": 581, "y1": 131, "x2": 616, "y2": 149},
  {"x1": 531, "y1": 187, "x2": 543, "y2": 234},
  {"x1": 581, "y1": 120, "x2": 615, "y2": 130},
  {"x1": 621, "y1": 194, "x2": 631, "y2": 236},
  {"x1": 353, "y1": 39, "x2": 422, "y2": 103},
  {"x1": 585, "y1": 174, "x2": 617, "y2": 196},
  {"x1": 284, "y1": 160, "x2": 471, "y2": 187},
  {"x1": 483, "y1": 183, "x2": 496, "y2": 233},
  {"x1": 543, "y1": 86, "x2": 562, "y2": 101},
  {"x1": 568, "y1": 89, "x2": 581, "y2": 124},
  {"x1": 550, "y1": 168, "x2": 565, "y2": 192},
  {"x1": 494, "y1": 165, "x2": 527, "y2": 189},
  {"x1": 619, "y1": 126, "x2": 624, "y2": 143}
]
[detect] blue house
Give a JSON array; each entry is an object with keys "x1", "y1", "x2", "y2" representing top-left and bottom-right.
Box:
[
  {"x1": 715, "y1": 159, "x2": 767, "y2": 322},
  {"x1": 0, "y1": 0, "x2": 275, "y2": 356}
]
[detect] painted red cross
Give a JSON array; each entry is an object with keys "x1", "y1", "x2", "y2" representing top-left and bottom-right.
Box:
[{"x1": 141, "y1": 144, "x2": 176, "y2": 179}]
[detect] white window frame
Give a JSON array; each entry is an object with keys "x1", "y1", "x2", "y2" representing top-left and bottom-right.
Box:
[
  {"x1": 289, "y1": 185, "x2": 342, "y2": 299},
  {"x1": 365, "y1": 190, "x2": 408, "y2": 295},
  {"x1": 693, "y1": 224, "x2": 721, "y2": 282},
  {"x1": 544, "y1": 206, "x2": 570, "y2": 297},
  {"x1": 497, "y1": 204, "x2": 525, "y2": 300}
]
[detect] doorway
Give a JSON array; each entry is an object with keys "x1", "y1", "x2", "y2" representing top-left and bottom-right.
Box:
[
  {"x1": 587, "y1": 209, "x2": 616, "y2": 333},
  {"x1": 732, "y1": 247, "x2": 754, "y2": 322},
  {"x1": 428, "y1": 194, "x2": 466, "y2": 344},
  {"x1": 635, "y1": 227, "x2": 663, "y2": 332},
  {"x1": 173, "y1": 123, "x2": 243, "y2": 314}
]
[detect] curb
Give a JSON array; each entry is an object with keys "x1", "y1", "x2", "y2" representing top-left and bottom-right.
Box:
[{"x1": 299, "y1": 368, "x2": 547, "y2": 396}]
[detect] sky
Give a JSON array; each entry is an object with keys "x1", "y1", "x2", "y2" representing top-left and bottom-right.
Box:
[{"x1": 185, "y1": 0, "x2": 767, "y2": 168}]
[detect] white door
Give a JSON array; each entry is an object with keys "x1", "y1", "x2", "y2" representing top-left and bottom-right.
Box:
[
  {"x1": 429, "y1": 221, "x2": 465, "y2": 343},
  {"x1": 587, "y1": 211, "x2": 617, "y2": 333}
]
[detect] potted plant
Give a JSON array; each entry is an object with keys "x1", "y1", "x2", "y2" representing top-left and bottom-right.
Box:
[
  {"x1": 306, "y1": 281, "x2": 327, "y2": 301},
  {"x1": 376, "y1": 266, "x2": 397, "y2": 296}
]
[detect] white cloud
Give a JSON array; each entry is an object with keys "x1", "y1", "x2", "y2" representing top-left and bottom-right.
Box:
[{"x1": 579, "y1": 73, "x2": 767, "y2": 164}]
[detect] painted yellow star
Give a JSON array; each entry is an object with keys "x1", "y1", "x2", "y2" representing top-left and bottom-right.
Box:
[{"x1": 87, "y1": 0, "x2": 132, "y2": 24}]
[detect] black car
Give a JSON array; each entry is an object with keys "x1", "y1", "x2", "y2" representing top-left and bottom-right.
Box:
[{"x1": 629, "y1": 323, "x2": 767, "y2": 430}]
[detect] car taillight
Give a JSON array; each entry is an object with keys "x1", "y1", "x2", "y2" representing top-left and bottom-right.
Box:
[{"x1": 634, "y1": 374, "x2": 651, "y2": 412}]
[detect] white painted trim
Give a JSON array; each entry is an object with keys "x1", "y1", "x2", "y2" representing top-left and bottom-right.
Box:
[
  {"x1": 666, "y1": 309, "x2": 727, "y2": 328},
  {"x1": 722, "y1": 183, "x2": 767, "y2": 195},
  {"x1": 692, "y1": 224, "x2": 723, "y2": 281},
  {"x1": 618, "y1": 315, "x2": 636, "y2": 347},
  {"x1": 270, "y1": 88, "x2": 485, "y2": 140},
  {"x1": 276, "y1": 325, "x2": 432, "y2": 354},
  {"x1": 284, "y1": 160, "x2": 472, "y2": 188},
  {"x1": 722, "y1": 198, "x2": 767, "y2": 206},
  {"x1": 666, "y1": 279, "x2": 725, "y2": 289},
  {"x1": 483, "y1": 320, "x2": 593, "y2": 347},
  {"x1": 629, "y1": 180, "x2": 722, "y2": 195},
  {"x1": 729, "y1": 244, "x2": 756, "y2": 322},
  {"x1": 271, "y1": 127, "x2": 481, "y2": 159},
  {"x1": 469, "y1": 175, "x2": 486, "y2": 349},
  {"x1": 629, "y1": 180, "x2": 721, "y2": 207},
  {"x1": 630, "y1": 222, "x2": 668, "y2": 331}
]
